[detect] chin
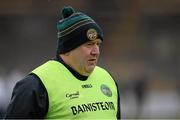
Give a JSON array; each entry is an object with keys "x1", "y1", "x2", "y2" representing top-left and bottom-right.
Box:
[{"x1": 87, "y1": 66, "x2": 95, "y2": 73}]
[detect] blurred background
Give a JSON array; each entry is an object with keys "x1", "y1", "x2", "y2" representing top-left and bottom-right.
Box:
[{"x1": 0, "y1": 0, "x2": 180, "y2": 119}]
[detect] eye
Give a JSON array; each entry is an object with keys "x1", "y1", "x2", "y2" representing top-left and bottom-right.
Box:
[
  {"x1": 97, "y1": 42, "x2": 101, "y2": 47},
  {"x1": 86, "y1": 42, "x2": 93, "y2": 46}
]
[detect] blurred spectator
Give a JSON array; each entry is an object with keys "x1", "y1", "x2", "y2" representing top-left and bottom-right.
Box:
[
  {"x1": 0, "y1": 77, "x2": 6, "y2": 118},
  {"x1": 0, "y1": 70, "x2": 24, "y2": 118}
]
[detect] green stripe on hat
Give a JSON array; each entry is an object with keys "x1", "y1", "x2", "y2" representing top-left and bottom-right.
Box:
[
  {"x1": 58, "y1": 19, "x2": 95, "y2": 38},
  {"x1": 57, "y1": 13, "x2": 92, "y2": 31}
]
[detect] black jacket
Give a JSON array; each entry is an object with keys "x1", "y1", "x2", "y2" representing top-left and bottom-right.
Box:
[{"x1": 4, "y1": 57, "x2": 121, "y2": 119}]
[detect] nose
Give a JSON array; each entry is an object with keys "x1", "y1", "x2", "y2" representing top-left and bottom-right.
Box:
[{"x1": 91, "y1": 44, "x2": 100, "y2": 55}]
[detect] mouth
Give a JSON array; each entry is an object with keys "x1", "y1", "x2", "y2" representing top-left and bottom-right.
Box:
[
  {"x1": 88, "y1": 59, "x2": 96, "y2": 64},
  {"x1": 89, "y1": 58, "x2": 96, "y2": 61}
]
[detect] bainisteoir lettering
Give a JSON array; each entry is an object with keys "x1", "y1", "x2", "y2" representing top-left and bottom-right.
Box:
[{"x1": 71, "y1": 101, "x2": 115, "y2": 115}]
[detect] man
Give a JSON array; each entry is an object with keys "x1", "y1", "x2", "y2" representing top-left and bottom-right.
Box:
[{"x1": 4, "y1": 6, "x2": 121, "y2": 119}]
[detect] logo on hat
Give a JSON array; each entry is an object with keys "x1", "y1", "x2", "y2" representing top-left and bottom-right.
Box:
[
  {"x1": 87, "y1": 28, "x2": 98, "y2": 40},
  {"x1": 100, "y1": 84, "x2": 112, "y2": 97}
]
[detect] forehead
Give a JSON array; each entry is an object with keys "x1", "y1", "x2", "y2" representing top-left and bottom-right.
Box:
[
  {"x1": 70, "y1": 38, "x2": 102, "y2": 52},
  {"x1": 86, "y1": 38, "x2": 102, "y2": 43}
]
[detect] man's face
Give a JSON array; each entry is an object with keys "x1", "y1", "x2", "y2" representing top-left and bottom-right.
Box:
[{"x1": 68, "y1": 38, "x2": 102, "y2": 76}]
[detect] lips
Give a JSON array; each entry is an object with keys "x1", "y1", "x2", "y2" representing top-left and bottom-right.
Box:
[
  {"x1": 89, "y1": 58, "x2": 96, "y2": 62},
  {"x1": 88, "y1": 59, "x2": 96, "y2": 64}
]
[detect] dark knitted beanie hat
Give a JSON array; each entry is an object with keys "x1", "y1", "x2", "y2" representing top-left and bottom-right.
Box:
[{"x1": 56, "y1": 6, "x2": 104, "y2": 54}]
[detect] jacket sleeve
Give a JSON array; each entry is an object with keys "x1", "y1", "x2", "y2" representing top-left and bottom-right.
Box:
[
  {"x1": 107, "y1": 71, "x2": 121, "y2": 120},
  {"x1": 115, "y1": 81, "x2": 121, "y2": 120},
  {"x1": 4, "y1": 74, "x2": 48, "y2": 119}
]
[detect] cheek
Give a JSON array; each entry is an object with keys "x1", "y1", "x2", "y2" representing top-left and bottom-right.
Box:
[
  {"x1": 79, "y1": 49, "x2": 91, "y2": 58},
  {"x1": 74, "y1": 47, "x2": 91, "y2": 62},
  {"x1": 73, "y1": 51, "x2": 87, "y2": 64},
  {"x1": 78, "y1": 54, "x2": 90, "y2": 67}
]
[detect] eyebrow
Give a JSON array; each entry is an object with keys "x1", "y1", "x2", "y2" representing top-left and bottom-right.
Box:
[{"x1": 88, "y1": 40, "x2": 102, "y2": 43}]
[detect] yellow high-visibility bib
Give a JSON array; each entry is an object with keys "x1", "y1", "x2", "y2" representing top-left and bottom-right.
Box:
[{"x1": 32, "y1": 60, "x2": 118, "y2": 119}]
